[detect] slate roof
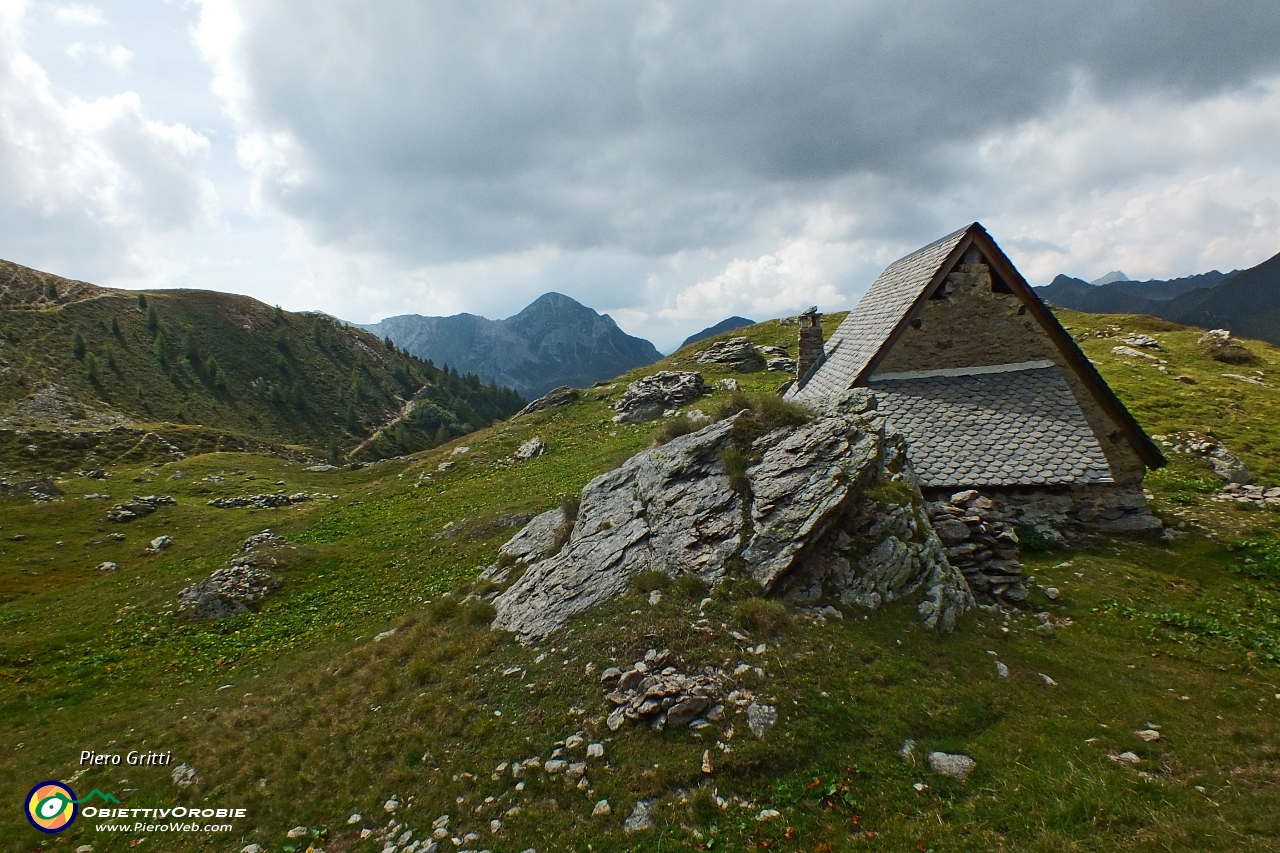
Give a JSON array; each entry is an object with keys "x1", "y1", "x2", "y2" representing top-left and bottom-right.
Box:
[
  {"x1": 869, "y1": 366, "x2": 1114, "y2": 487},
  {"x1": 788, "y1": 225, "x2": 968, "y2": 401}
]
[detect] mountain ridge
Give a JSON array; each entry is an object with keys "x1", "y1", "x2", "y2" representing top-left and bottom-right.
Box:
[
  {"x1": 363, "y1": 292, "x2": 662, "y2": 398},
  {"x1": 1036, "y1": 251, "x2": 1278, "y2": 345}
]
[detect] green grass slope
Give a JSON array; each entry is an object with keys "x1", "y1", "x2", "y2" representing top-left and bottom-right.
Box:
[
  {"x1": 0, "y1": 259, "x2": 524, "y2": 474},
  {"x1": 0, "y1": 314, "x2": 1278, "y2": 852}
]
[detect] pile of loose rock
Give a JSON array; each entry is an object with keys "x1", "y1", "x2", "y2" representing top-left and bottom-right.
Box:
[
  {"x1": 0, "y1": 477, "x2": 64, "y2": 502},
  {"x1": 1153, "y1": 431, "x2": 1251, "y2": 483},
  {"x1": 601, "y1": 649, "x2": 727, "y2": 732},
  {"x1": 1215, "y1": 483, "x2": 1280, "y2": 508},
  {"x1": 207, "y1": 492, "x2": 337, "y2": 509},
  {"x1": 106, "y1": 494, "x2": 175, "y2": 522},
  {"x1": 176, "y1": 530, "x2": 291, "y2": 619},
  {"x1": 611, "y1": 371, "x2": 712, "y2": 423},
  {"x1": 927, "y1": 490, "x2": 1028, "y2": 604}
]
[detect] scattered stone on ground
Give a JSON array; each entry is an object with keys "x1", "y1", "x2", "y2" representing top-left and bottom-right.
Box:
[
  {"x1": 696, "y1": 337, "x2": 765, "y2": 372},
  {"x1": 1043, "y1": 586, "x2": 1061, "y2": 601},
  {"x1": 514, "y1": 437, "x2": 547, "y2": 460},
  {"x1": 146, "y1": 535, "x2": 173, "y2": 553},
  {"x1": 208, "y1": 491, "x2": 337, "y2": 509},
  {"x1": 592, "y1": 800, "x2": 611, "y2": 817},
  {"x1": 1040, "y1": 673, "x2": 1058, "y2": 686},
  {"x1": 747, "y1": 702, "x2": 778, "y2": 738},
  {"x1": 995, "y1": 661, "x2": 1009, "y2": 679},
  {"x1": 716, "y1": 378, "x2": 740, "y2": 391},
  {"x1": 516, "y1": 386, "x2": 580, "y2": 417},
  {"x1": 1215, "y1": 483, "x2": 1280, "y2": 507},
  {"x1": 171, "y1": 763, "x2": 198, "y2": 788},
  {"x1": 286, "y1": 826, "x2": 307, "y2": 838},
  {"x1": 96, "y1": 561, "x2": 117, "y2": 572},
  {"x1": 611, "y1": 371, "x2": 713, "y2": 423},
  {"x1": 1111, "y1": 345, "x2": 1163, "y2": 362},
  {"x1": 1154, "y1": 430, "x2": 1251, "y2": 483},
  {"x1": 1121, "y1": 333, "x2": 1160, "y2": 349},
  {"x1": 1135, "y1": 729, "x2": 1161, "y2": 742},
  {"x1": 305, "y1": 463, "x2": 339, "y2": 472},
  {"x1": 623, "y1": 800, "x2": 656, "y2": 833},
  {"x1": 927, "y1": 490, "x2": 1028, "y2": 605},
  {"x1": 928, "y1": 752, "x2": 975, "y2": 781},
  {"x1": 176, "y1": 531, "x2": 291, "y2": 619},
  {"x1": 105, "y1": 494, "x2": 175, "y2": 522},
  {"x1": 1112, "y1": 751, "x2": 1141, "y2": 765}
]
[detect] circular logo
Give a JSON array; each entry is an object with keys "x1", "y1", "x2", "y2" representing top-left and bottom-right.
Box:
[{"x1": 25, "y1": 781, "x2": 77, "y2": 834}]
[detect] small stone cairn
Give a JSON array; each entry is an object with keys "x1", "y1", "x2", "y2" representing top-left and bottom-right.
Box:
[
  {"x1": 176, "y1": 531, "x2": 290, "y2": 619},
  {"x1": 927, "y1": 490, "x2": 1028, "y2": 604},
  {"x1": 600, "y1": 649, "x2": 727, "y2": 732}
]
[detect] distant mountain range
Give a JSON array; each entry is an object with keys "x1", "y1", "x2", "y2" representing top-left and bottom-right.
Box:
[
  {"x1": 677, "y1": 316, "x2": 756, "y2": 351},
  {"x1": 1036, "y1": 248, "x2": 1280, "y2": 346},
  {"x1": 362, "y1": 293, "x2": 662, "y2": 399}
]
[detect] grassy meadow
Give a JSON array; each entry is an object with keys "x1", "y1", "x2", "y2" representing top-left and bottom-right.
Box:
[{"x1": 1, "y1": 312, "x2": 1278, "y2": 852}]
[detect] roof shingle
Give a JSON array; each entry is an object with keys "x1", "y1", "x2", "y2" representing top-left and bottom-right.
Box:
[{"x1": 869, "y1": 366, "x2": 1113, "y2": 488}]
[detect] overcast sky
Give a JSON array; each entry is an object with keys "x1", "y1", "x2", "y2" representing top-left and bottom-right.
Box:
[{"x1": 2, "y1": 1, "x2": 1279, "y2": 351}]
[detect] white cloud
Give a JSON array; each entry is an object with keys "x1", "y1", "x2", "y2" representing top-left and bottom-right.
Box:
[
  {"x1": 55, "y1": 4, "x2": 105, "y2": 27},
  {"x1": 67, "y1": 41, "x2": 133, "y2": 69},
  {"x1": 0, "y1": 2, "x2": 215, "y2": 275}
]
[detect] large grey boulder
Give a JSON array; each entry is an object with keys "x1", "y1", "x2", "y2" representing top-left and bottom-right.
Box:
[
  {"x1": 490, "y1": 391, "x2": 972, "y2": 640},
  {"x1": 696, "y1": 337, "x2": 765, "y2": 372}
]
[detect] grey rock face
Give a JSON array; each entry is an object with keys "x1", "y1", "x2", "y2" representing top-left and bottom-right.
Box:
[
  {"x1": 490, "y1": 392, "x2": 973, "y2": 640},
  {"x1": 491, "y1": 420, "x2": 741, "y2": 637},
  {"x1": 612, "y1": 371, "x2": 713, "y2": 423}
]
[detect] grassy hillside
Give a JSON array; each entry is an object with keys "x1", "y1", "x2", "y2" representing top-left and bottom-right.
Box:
[
  {"x1": 1, "y1": 314, "x2": 1278, "y2": 852},
  {"x1": 0, "y1": 259, "x2": 524, "y2": 474}
]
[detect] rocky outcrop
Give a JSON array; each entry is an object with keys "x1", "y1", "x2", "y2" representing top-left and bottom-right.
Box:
[
  {"x1": 176, "y1": 531, "x2": 291, "y2": 619},
  {"x1": 515, "y1": 386, "x2": 579, "y2": 417},
  {"x1": 489, "y1": 390, "x2": 973, "y2": 640},
  {"x1": 696, "y1": 337, "x2": 765, "y2": 372},
  {"x1": 611, "y1": 372, "x2": 713, "y2": 424}
]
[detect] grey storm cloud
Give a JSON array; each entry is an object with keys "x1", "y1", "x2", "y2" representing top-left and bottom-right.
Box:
[{"x1": 228, "y1": 0, "x2": 1280, "y2": 261}]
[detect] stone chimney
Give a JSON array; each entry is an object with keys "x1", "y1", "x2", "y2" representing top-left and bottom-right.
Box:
[{"x1": 796, "y1": 307, "x2": 824, "y2": 386}]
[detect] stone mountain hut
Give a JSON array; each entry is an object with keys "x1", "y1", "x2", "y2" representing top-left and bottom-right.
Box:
[{"x1": 785, "y1": 222, "x2": 1166, "y2": 533}]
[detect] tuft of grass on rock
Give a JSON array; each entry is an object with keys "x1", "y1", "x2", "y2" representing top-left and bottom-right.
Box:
[{"x1": 734, "y1": 597, "x2": 791, "y2": 636}]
